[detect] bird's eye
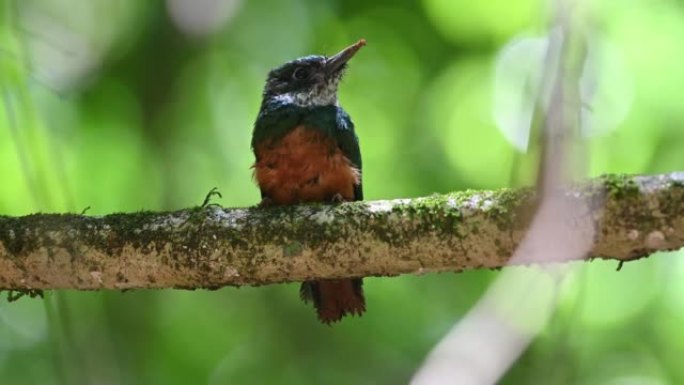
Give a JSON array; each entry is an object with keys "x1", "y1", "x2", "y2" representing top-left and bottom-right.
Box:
[{"x1": 292, "y1": 67, "x2": 310, "y2": 80}]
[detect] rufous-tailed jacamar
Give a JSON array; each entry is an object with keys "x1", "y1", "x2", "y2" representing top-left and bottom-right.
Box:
[{"x1": 251, "y1": 39, "x2": 366, "y2": 324}]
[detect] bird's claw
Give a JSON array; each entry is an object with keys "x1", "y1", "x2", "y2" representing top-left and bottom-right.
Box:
[
  {"x1": 330, "y1": 193, "x2": 345, "y2": 203},
  {"x1": 258, "y1": 197, "x2": 274, "y2": 208}
]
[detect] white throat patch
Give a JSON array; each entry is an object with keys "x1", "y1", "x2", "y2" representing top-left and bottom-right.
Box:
[{"x1": 273, "y1": 76, "x2": 341, "y2": 107}]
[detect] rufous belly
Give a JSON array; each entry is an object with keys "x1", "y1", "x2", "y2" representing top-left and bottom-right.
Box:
[{"x1": 253, "y1": 126, "x2": 360, "y2": 204}]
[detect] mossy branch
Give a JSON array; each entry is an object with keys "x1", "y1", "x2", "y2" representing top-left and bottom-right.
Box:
[{"x1": 0, "y1": 172, "x2": 682, "y2": 290}]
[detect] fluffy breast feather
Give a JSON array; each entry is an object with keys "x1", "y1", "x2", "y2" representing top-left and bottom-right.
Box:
[{"x1": 253, "y1": 125, "x2": 360, "y2": 204}]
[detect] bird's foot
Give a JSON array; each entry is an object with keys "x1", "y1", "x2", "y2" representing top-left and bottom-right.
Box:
[
  {"x1": 258, "y1": 197, "x2": 275, "y2": 208},
  {"x1": 330, "y1": 193, "x2": 345, "y2": 203}
]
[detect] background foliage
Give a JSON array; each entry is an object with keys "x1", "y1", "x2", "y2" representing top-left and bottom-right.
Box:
[{"x1": 1, "y1": 0, "x2": 683, "y2": 384}]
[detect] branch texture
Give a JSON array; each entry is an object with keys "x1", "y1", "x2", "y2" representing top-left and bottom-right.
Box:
[{"x1": 0, "y1": 172, "x2": 682, "y2": 290}]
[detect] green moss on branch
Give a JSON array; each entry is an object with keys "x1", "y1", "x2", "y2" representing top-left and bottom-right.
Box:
[{"x1": 0, "y1": 172, "x2": 682, "y2": 290}]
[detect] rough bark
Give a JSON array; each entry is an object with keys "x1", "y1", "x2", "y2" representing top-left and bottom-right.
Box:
[{"x1": 0, "y1": 172, "x2": 682, "y2": 290}]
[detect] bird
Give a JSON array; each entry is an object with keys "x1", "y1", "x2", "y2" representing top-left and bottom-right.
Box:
[{"x1": 251, "y1": 39, "x2": 367, "y2": 324}]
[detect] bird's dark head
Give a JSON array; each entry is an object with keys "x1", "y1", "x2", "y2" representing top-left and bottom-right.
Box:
[{"x1": 262, "y1": 39, "x2": 366, "y2": 107}]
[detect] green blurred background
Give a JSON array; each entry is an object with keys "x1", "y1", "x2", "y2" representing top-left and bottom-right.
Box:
[{"x1": 1, "y1": 0, "x2": 683, "y2": 384}]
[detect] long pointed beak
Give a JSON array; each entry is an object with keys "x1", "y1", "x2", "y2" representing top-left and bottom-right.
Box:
[{"x1": 325, "y1": 39, "x2": 366, "y2": 75}]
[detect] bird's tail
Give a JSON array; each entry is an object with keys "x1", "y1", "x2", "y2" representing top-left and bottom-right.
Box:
[{"x1": 300, "y1": 278, "x2": 365, "y2": 324}]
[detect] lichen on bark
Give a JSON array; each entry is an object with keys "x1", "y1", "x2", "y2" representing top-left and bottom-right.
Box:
[{"x1": 0, "y1": 172, "x2": 682, "y2": 291}]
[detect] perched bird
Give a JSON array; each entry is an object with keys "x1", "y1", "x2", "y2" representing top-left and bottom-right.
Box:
[{"x1": 251, "y1": 40, "x2": 366, "y2": 324}]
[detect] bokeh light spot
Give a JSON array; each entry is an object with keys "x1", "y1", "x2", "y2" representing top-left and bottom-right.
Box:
[
  {"x1": 422, "y1": 0, "x2": 539, "y2": 45},
  {"x1": 426, "y1": 57, "x2": 515, "y2": 188}
]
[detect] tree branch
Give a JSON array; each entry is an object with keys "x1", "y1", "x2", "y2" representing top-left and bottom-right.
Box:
[{"x1": 0, "y1": 172, "x2": 682, "y2": 290}]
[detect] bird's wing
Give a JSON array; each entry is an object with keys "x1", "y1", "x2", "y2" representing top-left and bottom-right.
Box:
[{"x1": 333, "y1": 108, "x2": 363, "y2": 201}]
